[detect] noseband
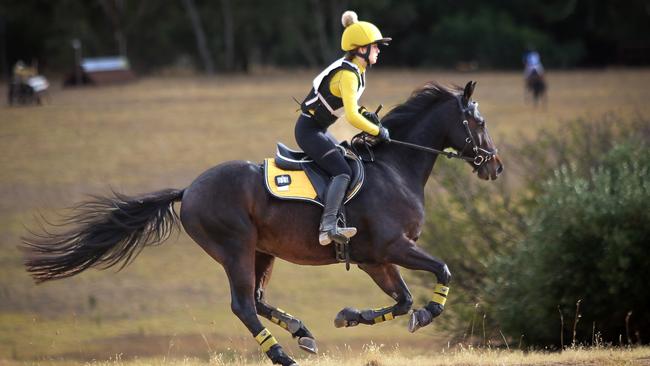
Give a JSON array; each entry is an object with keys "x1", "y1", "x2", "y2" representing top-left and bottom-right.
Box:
[{"x1": 457, "y1": 98, "x2": 498, "y2": 170}]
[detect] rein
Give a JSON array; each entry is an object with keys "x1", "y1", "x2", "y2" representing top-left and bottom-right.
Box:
[
  {"x1": 387, "y1": 116, "x2": 497, "y2": 168},
  {"x1": 356, "y1": 97, "x2": 498, "y2": 168},
  {"x1": 388, "y1": 138, "x2": 474, "y2": 162}
]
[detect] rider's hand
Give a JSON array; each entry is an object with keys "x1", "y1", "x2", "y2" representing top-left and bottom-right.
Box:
[
  {"x1": 377, "y1": 126, "x2": 390, "y2": 142},
  {"x1": 360, "y1": 108, "x2": 380, "y2": 125}
]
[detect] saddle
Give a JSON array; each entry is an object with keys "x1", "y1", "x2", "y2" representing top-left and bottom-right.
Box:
[
  {"x1": 263, "y1": 143, "x2": 365, "y2": 207},
  {"x1": 263, "y1": 143, "x2": 365, "y2": 269}
]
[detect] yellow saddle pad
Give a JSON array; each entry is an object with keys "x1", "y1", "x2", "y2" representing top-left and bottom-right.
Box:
[{"x1": 264, "y1": 158, "x2": 320, "y2": 205}]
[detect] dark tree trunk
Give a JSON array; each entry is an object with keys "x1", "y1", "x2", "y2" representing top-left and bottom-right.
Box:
[
  {"x1": 310, "y1": 0, "x2": 334, "y2": 64},
  {"x1": 98, "y1": 0, "x2": 128, "y2": 57},
  {"x1": 220, "y1": 0, "x2": 235, "y2": 71},
  {"x1": 181, "y1": 0, "x2": 215, "y2": 75}
]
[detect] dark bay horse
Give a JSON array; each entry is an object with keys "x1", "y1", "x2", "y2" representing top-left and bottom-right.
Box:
[
  {"x1": 24, "y1": 81, "x2": 503, "y2": 366},
  {"x1": 525, "y1": 69, "x2": 547, "y2": 107}
]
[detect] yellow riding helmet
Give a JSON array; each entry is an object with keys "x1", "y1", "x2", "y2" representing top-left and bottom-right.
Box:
[{"x1": 340, "y1": 11, "x2": 391, "y2": 51}]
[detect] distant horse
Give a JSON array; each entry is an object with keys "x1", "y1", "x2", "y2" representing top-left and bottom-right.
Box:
[
  {"x1": 525, "y1": 69, "x2": 547, "y2": 107},
  {"x1": 8, "y1": 73, "x2": 49, "y2": 106},
  {"x1": 24, "y1": 81, "x2": 503, "y2": 366}
]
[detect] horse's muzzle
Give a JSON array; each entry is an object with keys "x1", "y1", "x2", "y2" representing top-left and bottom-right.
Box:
[{"x1": 477, "y1": 155, "x2": 503, "y2": 180}]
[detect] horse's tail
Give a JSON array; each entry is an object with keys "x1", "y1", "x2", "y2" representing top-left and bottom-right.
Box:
[{"x1": 23, "y1": 188, "x2": 185, "y2": 283}]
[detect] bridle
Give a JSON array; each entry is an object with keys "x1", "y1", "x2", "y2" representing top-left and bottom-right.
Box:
[
  {"x1": 456, "y1": 98, "x2": 498, "y2": 170},
  {"x1": 386, "y1": 96, "x2": 498, "y2": 170}
]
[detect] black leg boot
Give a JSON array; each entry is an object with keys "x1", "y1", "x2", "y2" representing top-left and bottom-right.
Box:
[{"x1": 319, "y1": 174, "x2": 357, "y2": 245}]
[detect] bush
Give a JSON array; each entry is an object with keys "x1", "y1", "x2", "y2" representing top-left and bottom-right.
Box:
[
  {"x1": 419, "y1": 115, "x2": 650, "y2": 345},
  {"x1": 491, "y1": 142, "x2": 650, "y2": 346}
]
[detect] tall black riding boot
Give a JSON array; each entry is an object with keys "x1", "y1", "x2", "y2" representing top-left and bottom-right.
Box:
[{"x1": 319, "y1": 174, "x2": 357, "y2": 245}]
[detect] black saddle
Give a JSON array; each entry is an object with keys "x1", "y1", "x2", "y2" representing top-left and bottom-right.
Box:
[{"x1": 274, "y1": 142, "x2": 364, "y2": 204}]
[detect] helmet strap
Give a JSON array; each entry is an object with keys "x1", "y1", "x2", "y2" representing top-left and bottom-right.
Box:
[{"x1": 354, "y1": 45, "x2": 373, "y2": 68}]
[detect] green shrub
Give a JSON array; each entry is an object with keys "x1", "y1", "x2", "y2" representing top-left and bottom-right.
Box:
[
  {"x1": 420, "y1": 115, "x2": 650, "y2": 345},
  {"x1": 491, "y1": 142, "x2": 650, "y2": 346}
]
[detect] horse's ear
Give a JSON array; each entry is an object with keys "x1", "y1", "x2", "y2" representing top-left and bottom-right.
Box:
[{"x1": 462, "y1": 81, "x2": 477, "y2": 105}]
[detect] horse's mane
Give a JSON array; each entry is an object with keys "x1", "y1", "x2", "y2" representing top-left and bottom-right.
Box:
[{"x1": 382, "y1": 83, "x2": 461, "y2": 128}]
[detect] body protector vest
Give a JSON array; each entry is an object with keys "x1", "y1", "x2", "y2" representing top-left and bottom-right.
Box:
[{"x1": 301, "y1": 58, "x2": 365, "y2": 128}]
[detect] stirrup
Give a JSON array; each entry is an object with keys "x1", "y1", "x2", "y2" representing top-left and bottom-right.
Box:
[{"x1": 318, "y1": 227, "x2": 357, "y2": 245}]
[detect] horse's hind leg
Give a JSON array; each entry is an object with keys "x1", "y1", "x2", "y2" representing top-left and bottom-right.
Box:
[
  {"x1": 254, "y1": 252, "x2": 318, "y2": 354},
  {"x1": 182, "y1": 223, "x2": 298, "y2": 365},
  {"x1": 334, "y1": 263, "x2": 413, "y2": 328},
  {"x1": 180, "y1": 165, "x2": 298, "y2": 365},
  {"x1": 218, "y1": 245, "x2": 297, "y2": 366}
]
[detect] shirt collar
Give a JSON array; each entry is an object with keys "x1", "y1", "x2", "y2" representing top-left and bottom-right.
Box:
[{"x1": 351, "y1": 57, "x2": 366, "y2": 73}]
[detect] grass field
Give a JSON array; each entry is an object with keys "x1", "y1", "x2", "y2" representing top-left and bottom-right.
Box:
[
  {"x1": 1, "y1": 69, "x2": 650, "y2": 364},
  {"x1": 3, "y1": 346, "x2": 650, "y2": 366}
]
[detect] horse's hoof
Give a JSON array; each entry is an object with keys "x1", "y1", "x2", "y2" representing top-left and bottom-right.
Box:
[
  {"x1": 408, "y1": 308, "x2": 432, "y2": 333},
  {"x1": 334, "y1": 307, "x2": 361, "y2": 328},
  {"x1": 407, "y1": 311, "x2": 420, "y2": 333},
  {"x1": 298, "y1": 336, "x2": 318, "y2": 354},
  {"x1": 267, "y1": 344, "x2": 297, "y2": 366}
]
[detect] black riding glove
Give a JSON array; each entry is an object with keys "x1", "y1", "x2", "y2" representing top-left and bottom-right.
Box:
[
  {"x1": 360, "y1": 108, "x2": 380, "y2": 125},
  {"x1": 377, "y1": 126, "x2": 390, "y2": 142}
]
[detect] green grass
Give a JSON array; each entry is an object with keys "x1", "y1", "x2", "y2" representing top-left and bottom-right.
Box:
[{"x1": 1, "y1": 69, "x2": 650, "y2": 363}]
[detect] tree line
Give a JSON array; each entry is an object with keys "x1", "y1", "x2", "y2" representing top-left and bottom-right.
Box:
[{"x1": 1, "y1": 0, "x2": 649, "y2": 77}]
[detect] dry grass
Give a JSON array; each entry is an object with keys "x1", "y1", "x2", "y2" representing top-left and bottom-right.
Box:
[
  {"x1": 3, "y1": 346, "x2": 650, "y2": 365},
  {"x1": 1, "y1": 69, "x2": 650, "y2": 363}
]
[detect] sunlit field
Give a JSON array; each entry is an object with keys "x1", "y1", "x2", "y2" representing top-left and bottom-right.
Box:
[
  {"x1": 3, "y1": 346, "x2": 650, "y2": 366},
  {"x1": 1, "y1": 69, "x2": 650, "y2": 364}
]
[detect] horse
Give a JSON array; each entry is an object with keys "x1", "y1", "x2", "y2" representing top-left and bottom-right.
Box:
[
  {"x1": 525, "y1": 69, "x2": 547, "y2": 107},
  {"x1": 23, "y1": 81, "x2": 503, "y2": 366},
  {"x1": 8, "y1": 80, "x2": 44, "y2": 105}
]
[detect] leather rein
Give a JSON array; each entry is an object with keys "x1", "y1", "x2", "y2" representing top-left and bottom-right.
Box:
[{"x1": 378, "y1": 98, "x2": 498, "y2": 169}]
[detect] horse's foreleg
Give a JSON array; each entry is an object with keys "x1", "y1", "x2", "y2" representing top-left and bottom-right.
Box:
[
  {"x1": 385, "y1": 238, "x2": 452, "y2": 333},
  {"x1": 254, "y1": 252, "x2": 318, "y2": 354},
  {"x1": 334, "y1": 263, "x2": 413, "y2": 328}
]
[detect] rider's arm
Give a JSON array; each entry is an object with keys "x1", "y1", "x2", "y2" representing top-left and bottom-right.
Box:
[{"x1": 332, "y1": 70, "x2": 380, "y2": 136}]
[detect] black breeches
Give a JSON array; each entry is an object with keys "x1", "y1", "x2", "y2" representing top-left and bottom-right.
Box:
[{"x1": 294, "y1": 115, "x2": 351, "y2": 177}]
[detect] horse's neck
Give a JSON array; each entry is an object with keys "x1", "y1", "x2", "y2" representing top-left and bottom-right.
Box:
[{"x1": 377, "y1": 104, "x2": 450, "y2": 189}]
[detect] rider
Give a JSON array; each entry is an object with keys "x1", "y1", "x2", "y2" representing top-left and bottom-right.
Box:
[
  {"x1": 523, "y1": 46, "x2": 544, "y2": 78},
  {"x1": 296, "y1": 10, "x2": 391, "y2": 246},
  {"x1": 12, "y1": 60, "x2": 37, "y2": 82}
]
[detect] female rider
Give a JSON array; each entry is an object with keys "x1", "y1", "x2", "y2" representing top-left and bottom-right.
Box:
[{"x1": 296, "y1": 11, "x2": 391, "y2": 245}]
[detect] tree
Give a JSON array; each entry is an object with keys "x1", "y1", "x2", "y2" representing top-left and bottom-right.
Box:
[
  {"x1": 220, "y1": 0, "x2": 234, "y2": 71},
  {"x1": 181, "y1": 0, "x2": 214, "y2": 74}
]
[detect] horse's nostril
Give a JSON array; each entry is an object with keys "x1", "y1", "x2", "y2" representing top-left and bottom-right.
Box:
[{"x1": 496, "y1": 164, "x2": 504, "y2": 174}]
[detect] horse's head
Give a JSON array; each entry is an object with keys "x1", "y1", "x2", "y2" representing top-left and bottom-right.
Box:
[{"x1": 447, "y1": 81, "x2": 503, "y2": 180}]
